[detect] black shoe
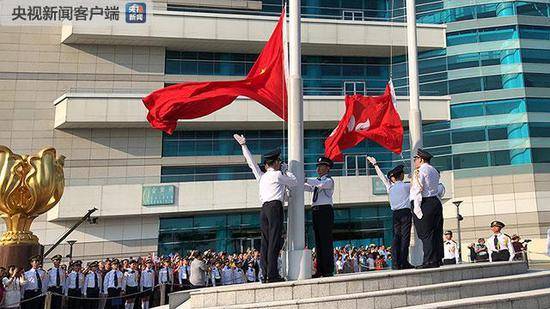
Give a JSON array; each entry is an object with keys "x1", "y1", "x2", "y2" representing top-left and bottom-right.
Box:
[
  {"x1": 267, "y1": 277, "x2": 286, "y2": 283},
  {"x1": 312, "y1": 273, "x2": 322, "y2": 278},
  {"x1": 322, "y1": 273, "x2": 334, "y2": 277},
  {"x1": 415, "y1": 263, "x2": 439, "y2": 269},
  {"x1": 401, "y1": 263, "x2": 415, "y2": 270}
]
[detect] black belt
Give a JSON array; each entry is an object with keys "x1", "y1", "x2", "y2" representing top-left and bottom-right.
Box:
[{"x1": 312, "y1": 204, "x2": 332, "y2": 210}]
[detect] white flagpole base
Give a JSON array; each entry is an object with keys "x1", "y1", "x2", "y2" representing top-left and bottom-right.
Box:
[{"x1": 286, "y1": 249, "x2": 312, "y2": 280}]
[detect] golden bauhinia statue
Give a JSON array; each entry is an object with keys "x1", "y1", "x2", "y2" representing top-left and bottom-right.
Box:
[{"x1": 0, "y1": 146, "x2": 65, "y2": 246}]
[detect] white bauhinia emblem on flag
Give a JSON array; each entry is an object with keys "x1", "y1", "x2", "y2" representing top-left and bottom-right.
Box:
[
  {"x1": 355, "y1": 119, "x2": 371, "y2": 132},
  {"x1": 347, "y1": 115, "x2": 356, "y2": 132}
]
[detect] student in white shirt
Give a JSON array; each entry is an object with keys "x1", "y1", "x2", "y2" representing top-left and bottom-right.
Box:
[
  {"x1": 3, "y1": 266, "x2": 25, "y2": 308},
  {"x1": 140, "y1": 259, "x2": 155, "y2": 309},
  {"x1": 442, "y1": 231, "x2": 460, "y2": 265},
  {"x1": 124, "y1": 260, "x2": 140, "y2": 309},
  {"x1": 305, "y1": 156, "x2": 336, "y2": 278},
  {"x1": 235, "y1": 134, "x2": 297, "y2": 283},
  {"x1": 368, "y1": 157, "x2": 414, "y2": 270}
]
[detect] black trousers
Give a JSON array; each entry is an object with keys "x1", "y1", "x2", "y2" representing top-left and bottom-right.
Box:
[
  {"x1": 391, "y1": 208, "x2": 412, "y2": 268},
  {"x1": 413, "y1": 197, "x2": 444, "y2": 265},
  {"x1": 47, "y1": 286, "x2": 63, "y2": 309},
  {"x1": 260, "y1": 200, "x2": 284, "y2": 280},
  {"x1": 68, "y1": 288, "x2": 82, "y2": 309},
  {"x1": 443, "y1": 258, "x2": 456, "y2": 265},
  {"x1": 491, "y1": 250, "x2": 511, "y2": 262},
  {"x1": 23, "y1": 290, "x2": 44, "y2": 309},
  {"x1": 312, "y1": 205, "x2": 334, "y2": 276},
  {"x1": 85, "y1": 288, "x2": 100, "y2": 309},
  {"x1": 107, "y1": 287, "x2": 123, "y2": 309}
]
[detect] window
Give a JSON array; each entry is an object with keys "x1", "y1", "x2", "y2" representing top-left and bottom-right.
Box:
[
  {"x1": 452, "y1": 129, "x2": 486, "y2": 144},
  {"x1": 532, "y1": 148, "x2": 550, "y2": 163},
  {"x1": 521, "y1": 49, "x2": 550, "y2": 64},
  {"x1": 483, "y1": 75, "x2": 503, "y2": 91},
  {"x1": 524, "y1": 73, "x2": 550, "y2": 87},
  {"x1": 451, "y1": 103, "x2": 484, "y2": 119},
  {"x1": 453, "y1": 152, "x2": 489, "y2": 169},
  {"x1": 519, "y1": 25, "x2": 550, "y2": 40},
  {"x1": 447, "y1": 29, "x2": 478, "y2": 46},
  {"x1": 529, "y1": 123, "x2": 550, "y2": 137},
  {"x1": 526, "y1": 98, "x2": 550, "y2": 112},
  {"x1": 448, "y1": 53, "x2": 479, "y2": 70},
  {"x1": 449, "y1": 77, "x2": 481, "y2": 94},
  {"x1": 516, "y1": 2, "x2": 550, "y2": 17}
]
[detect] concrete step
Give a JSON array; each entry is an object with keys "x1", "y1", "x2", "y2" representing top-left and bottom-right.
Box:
[
  {"x1": 199, "y1": 269, "x2": 550, "y2": 309},
  {"x1": 400, "y1": 287, "x2": 550, "y2": 309},
  {"x1": 180, "y1": 261, "x2": 527, "y2": 308}
]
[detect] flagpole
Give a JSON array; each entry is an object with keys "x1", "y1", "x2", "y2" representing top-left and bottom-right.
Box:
[
  {"x1": 286, "y1": 0, "x2": 311, "y2": 280},
  {"x1": 406, "y1": 0, "x2": 424, "y2": 266}
]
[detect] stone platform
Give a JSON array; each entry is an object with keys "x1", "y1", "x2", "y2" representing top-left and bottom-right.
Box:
[{"x1": 164, "y1": 261, "x2": 550, "y2": 309}]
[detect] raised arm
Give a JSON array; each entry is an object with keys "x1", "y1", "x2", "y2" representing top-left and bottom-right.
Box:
[
  {"x1": 277, "y1": 166, "x2": 298, "y2": 187},
  {"x1": 234, "y1": 134, "x2": 263, "y2": 180},
  {"x1": 367, "y1": 156, "x2": 390, "y2": 190}
]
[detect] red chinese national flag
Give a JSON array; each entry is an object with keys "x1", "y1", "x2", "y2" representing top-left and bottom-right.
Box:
[
  {"x1": 324, "y1": 82, "x2": 404, "y2": 161},
  {"x1": 142, "y1": 10, "x2": 288, "y2": 134}
]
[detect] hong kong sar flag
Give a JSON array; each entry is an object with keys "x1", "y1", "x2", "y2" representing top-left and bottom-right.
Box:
[{"x1": 324, "y1": 81, "x2": 404, "y2": 161}]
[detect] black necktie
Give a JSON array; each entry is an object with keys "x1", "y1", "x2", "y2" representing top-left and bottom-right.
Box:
[
  {"x1": 56, "y1": 268, "x2": 60, "y2": 286},
  {"x1": 312, "y1": 177, "x2": 321, "y2": 203},
  {"x1": 75, "y1": 273, "x2": 79, "y2": 289},
  {"x1": 494, "y1": 235, "x2": 500, "y2": 250},
  {"x1": 36, "y1": 270, "x2": 42, "y2": 290},
  {"x1": 113, "y1": 271, "x2": 118, "y2": 287},
  {"x1": 94, "y1": 272, "x2": 98, "y2": 288}
]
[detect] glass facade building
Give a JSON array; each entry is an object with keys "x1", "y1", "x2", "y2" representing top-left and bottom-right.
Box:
[{"x1": 157, "y1": 0, "x2": 550, "y2": 254}]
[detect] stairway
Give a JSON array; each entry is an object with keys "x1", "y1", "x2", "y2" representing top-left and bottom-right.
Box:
[{"x1": 168, "y1": 261, "x2": 550, "y2": 308}]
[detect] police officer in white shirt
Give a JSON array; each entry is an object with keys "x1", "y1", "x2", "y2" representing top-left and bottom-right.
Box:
[
  {"x1": 84, "y1": 261, "x2": 102, "y2": 309},
  {"x1": 103, "y1": 259, "x2": 124, "y2": 309},
  {"x1": 443, "y1": 231, "x2": 460, "y2": 265},
  {"x1": 178, "y1": 259, "x2": 190, "y2": 290},
  {"x1": 246, "y1": 262, "x2": 257, "y2": 282},
  {"x1": 221, "y1": 264, "x2": 234, "y2": 285},
  {"x1": 140, "y1": 259, "x2": 155, "y2": 309},
  {"x1": 410, "y1": 149, "x2": 445, "y2": 269},
  {"x1": 233, "y1": 262, "x2": 246, "y2": 284},
  {"x1": 47, "y1": 254, "x2": 65, "y2": 308},
  {"x1": 486, "y1": 221, "x2": 515, "y2": 262},
  {"x1": 66, "y1": 260, "x2": 84, "y2": 308},
  {"x1": 305, "y1": 156, "x2": 335, "y2": 277},
  {"x1": 23, "y1": 255, "x2": 46, "y2": 309},
  {"x1": 234, "y1": 134, "x2": 297, "y2": 283},
  {"x1": 368, "y1": 157, "x2": 415, "y2": 270}
]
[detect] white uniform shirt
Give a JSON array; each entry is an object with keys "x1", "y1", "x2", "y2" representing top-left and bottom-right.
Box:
[
  {"x1": 23, "y1": 268, "x2": 46, "y2": 292},
  {"x1": 47, "y1": 266, "x2": 66, "y2": 290},
  {"x1": 373, "y1": 165, "x2": 411, "y2": 211},
  {"x1": 140, "y1": 268, "x2": 155, "y2": 289},
  {"x1": 83, "y1": 271, "x2": 101, "y2": 294},
  {"x1": 221, "y1": 266, "x2": 233, "y2": 285},
  {"x1": 65, "y1": 271, "x2": 84, "y2": 294},
  {"x1": 486, "y1": 233, "x2": 515, "y2": 262},
  {"x1": 305, "y1": 175, "x2": 334, "y2": 206},
  {"x1": 178, "y1": 265, "x2": 189, "y2": 284},
  {"x1": 124, "y1": 270, "x2": 139, "y2": 288},
  {"x1": 410, "y1": 163, "x2": 442, "y2": 219},
  {"x1": 103, "y1": 269, "x2": 124, "y2": 291},
  {"x1": 158, "y1": 267, "x2": 173, "y2": 284},
  {"x1": 246, "y1": 268, "x2": 256, "y2": 282},
  {"x1": 241, "y1": 145, "x2": 297, "y2": 203},
  {"x1": 443, "y1": 240, "x2": 460, "y2": 263},
  {"x1": 233, "y1": 268, "x2": 246, "y2": 284}
]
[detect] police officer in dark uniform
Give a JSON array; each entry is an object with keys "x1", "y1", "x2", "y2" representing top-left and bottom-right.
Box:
[
  {"x1": 410, "y1": 149, "x2": 445, "y2": 269},
  {"x1": 305, "y1": 156, "x2": 335, "y2": 278},
  {"x1": 235, "y1": 134, "x2": 298, "y2": 283}
]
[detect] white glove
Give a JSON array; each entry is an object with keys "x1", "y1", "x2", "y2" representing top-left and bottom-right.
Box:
[
  {"x1": 280, "y1": 163, "x2": 288, "y2": 173},
  {"x1": 233, "y1": 134, "x2": 246, "y2": 145},
  {"x1": 366, "y1": 156, "x2": 377, "y2": 165}
]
